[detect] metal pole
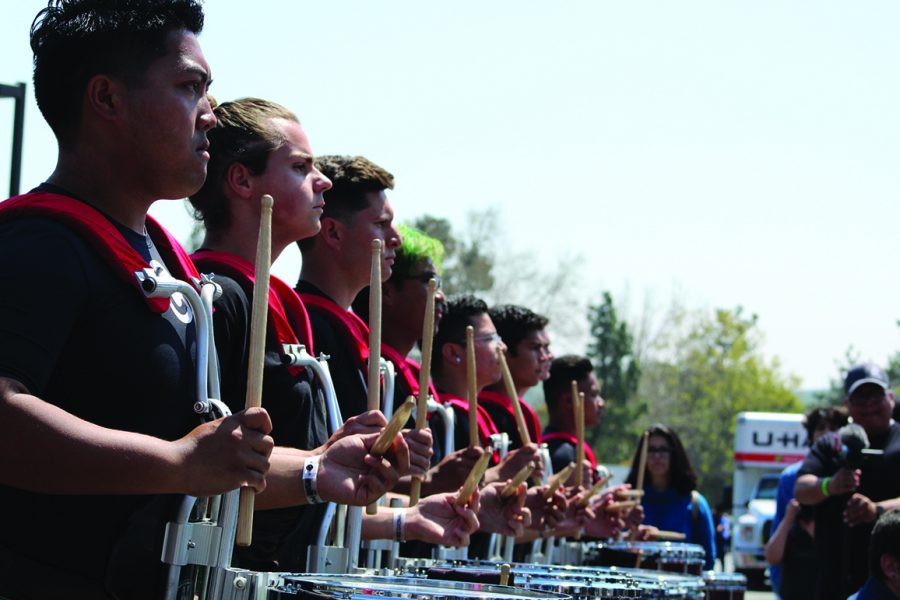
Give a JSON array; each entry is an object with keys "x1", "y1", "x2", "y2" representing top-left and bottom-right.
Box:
[{"x1": 0, "y1": 82, "x2": 26, "y2": 198}]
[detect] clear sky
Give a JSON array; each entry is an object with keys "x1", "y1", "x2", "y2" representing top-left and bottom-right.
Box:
[{"x1": 2, "y1": 1, "x2": 900, "y2": 390}]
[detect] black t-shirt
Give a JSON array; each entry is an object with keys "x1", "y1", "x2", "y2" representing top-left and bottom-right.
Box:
[
  {"x1": 543, "y1": 425, "x2": 578, "y2": 475},
  {"x1": 798, "y1": 421, "x2": 900, "y2": 599},
  {"x1": 0, "y1": 199, "x2": 198, "y2": 598},
  {"x1": 295, "y1": 280, "x2": 369, "y2": 420},
  {"x1": 205, "y1": 272, "x2": 330, "y2": 571},
  {"x1": 778, "y1": 522, "x2": 817, "y2": 600}
]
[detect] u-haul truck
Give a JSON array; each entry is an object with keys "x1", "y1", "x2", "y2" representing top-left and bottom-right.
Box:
[{"x1": 732, "y1": 412, "x2": 806, "y2": 586}]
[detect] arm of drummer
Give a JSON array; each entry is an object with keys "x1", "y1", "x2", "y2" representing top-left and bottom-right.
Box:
[
  {"x1": 380, "y1": 428, "x2": 434, "y2": 494},
  {"x1": 0, "y1": 377, "x2": 274, "y2": 496},
  {"x1": 361, "y1": 489, "x2": 480, "y2": 546},
  {"x1": 255, "y1": 430, "x2": 411, "y2": 509}
]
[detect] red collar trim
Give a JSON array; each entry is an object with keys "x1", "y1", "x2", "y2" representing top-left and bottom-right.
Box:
[
  {"x1": 380, "y1": 345, "x2": 440, "y2": 405},
  {"x1": 478, "y1": 389, "x2": 542, "y2": 444},
  {"x1": 298, "y1": 292, "x2": 369, "y2": 370},
  {"x1": 0, "y1": 192, "x2": 199, "y2": 313},
  {"x1": 540, "y1": 431, "x2": 597, "y2": 468}
]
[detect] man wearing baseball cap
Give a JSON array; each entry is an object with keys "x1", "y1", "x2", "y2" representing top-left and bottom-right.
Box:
[{"x1": 795, "y1": 364, "x2": 900, "y2": 599}]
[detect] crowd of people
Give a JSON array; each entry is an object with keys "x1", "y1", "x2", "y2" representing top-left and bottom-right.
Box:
[{"x1": 2, "y1": 2, "x2": 900, "y2": 599}]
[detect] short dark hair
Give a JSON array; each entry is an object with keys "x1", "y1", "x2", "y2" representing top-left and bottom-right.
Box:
[
  {"x1": 489, "y1": 305, "x2": 548, "y2": 358},
  {"x1": 543, "y1": 355, "x2": 593, "y2": 411},
  {"x1": 190, "y1": 97, "x2": 299, "y2": 230},
  {"x1": 298, "y1": 155, "x2": 393, "y2": 252},
  {"x1": 30, "y1": 0, "x2": 205, "y2": 146},
  {"x1": 431, "y1": 294, "x2": 488, "y2": 377},
  {"x1": 625, "y1": 424, "x2": 698, "y2": 495},
  {"x1": 869, "y1": 508, "x2": 900, "y2": 581},
  {"x1": 803, "y1": 406, "x2": 848, "y2": 447}
]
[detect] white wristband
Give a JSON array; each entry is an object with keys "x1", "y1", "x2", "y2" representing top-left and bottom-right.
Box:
[
  {"x1": 393, "y1": 510, "x2": 406, "y2": 542},
  {"x1": 302, "y1": 455, "x2": 324, "y2": 504}
]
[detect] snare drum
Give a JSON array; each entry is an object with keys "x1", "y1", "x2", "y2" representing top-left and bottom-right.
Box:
[
  {"x1": 701, "y1": 571, "x2": 746, "y2": 600},
  {"x1": 586, "y1": 542, "x2": 706, "y2": 576},
  {"x1": 270, "y1": 573, "x2": 572, "y2": 600}
]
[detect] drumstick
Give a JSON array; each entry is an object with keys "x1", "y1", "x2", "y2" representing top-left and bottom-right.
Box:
[
  {"x1": 236, "y1": 194, "x2": 274, "y2": 547},
  {"x1": 616, "y1": 489, "x2": 645, "y2": 498},
  {"x1": 648, "y1": 530, "x2": 687, "y2": 541},
  {"x1": 542, "y1": 462, "x2": 576, "y2": 499},
  {"x1": 572, "y1": 381, "x2": 584, "y2": 488},
  {"x1": 497, "y1": 347, "x2": 531, "y2": 445},
  {"x1": 604, "y1": 500, "x2": 639, "y2": 513},
  {"x1": 365, "y1": 240, "x2": 383, "y2": 515},
  {"x1": 577, "y1": 473, "x2": 614, "y2": 508},
  {"x1": 636, "y1": 431, "x2": 649, "y2": 492},
  {"x1": 409, "y1": 278, "x2": 438, "y2": 507},
  {"x1": 501, "y1": 461, "x2": 536, "y2": 498},
  {"x1": 466, "y1": 326, "x2": 478, "y2": 448},
  {"x1": 367, "y1": 239, "x2": 383, "y2": 412},
  {"x1": 454, "y1": 449, "x2": 492, "y2": 506},
  {"x1": 370, "y1": 397, "x2": 416, "y2": 455},
  {"x1": 499, "y1": 564, "x2": 511, "y2": 587}
]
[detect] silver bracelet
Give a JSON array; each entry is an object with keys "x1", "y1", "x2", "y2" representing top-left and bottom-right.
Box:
[
  {"x1": 302, "y1": 455, "x2": 324, "y2": 504},
  {"x1": 393, "y1": 510, "x2": 406, "y2": 542}
]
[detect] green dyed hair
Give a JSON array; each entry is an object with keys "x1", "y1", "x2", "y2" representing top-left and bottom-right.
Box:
[{"x1": 388, "y1": 224, "x2": 445, "y2": 281}]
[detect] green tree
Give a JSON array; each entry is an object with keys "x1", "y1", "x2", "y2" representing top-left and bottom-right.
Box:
[
  {"x1": 411, "y1": 211, "x2": 495, "y2": 295},
  {"x1": 586, "y1": 291, "x2": 646, "y2": 465},
  {"x1": 638, "y1": 307, "x2": 802, "y2": 503}
]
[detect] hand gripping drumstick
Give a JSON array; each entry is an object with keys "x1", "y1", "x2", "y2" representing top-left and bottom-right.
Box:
[
  {"x1": 370, "y1": 396, "x2": 417, "y2": 455},
  {"x1": 409, "y1": 279, "x2": 437, "y2": 507},
  {"x1": 501, "y1": 461, "x2": 536, "y2": 498},
  {"x1": 454, "y1": 449, "x2": 492, "y2": 506},
  {"x1": 573, "y1": 381, "x2": 584, "y2": 488},
  {"x1": 236, "y1": 194, "x2": 274, "y2": 547},
  {"x1": 497, "y1": 348, "x2": 531, "y2": 446},
  {"x1": 366, "y1": 240, "x2": 383, "y2": 515},
  {"x1": 577, "y1": 473, "x2": 614, "y2": 508},
  {"x1": 542, "y1": 462, "x2": 576, "y2": 500},
  {"x1": 466, "y1": 326, "x2": 478, "y2": 448}
]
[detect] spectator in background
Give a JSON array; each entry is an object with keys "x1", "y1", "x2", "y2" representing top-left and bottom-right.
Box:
[{"x1": 768, "y1": 406, "x2": 848, "y2": 598}]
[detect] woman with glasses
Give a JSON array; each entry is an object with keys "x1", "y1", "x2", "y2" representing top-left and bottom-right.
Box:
[{"x1": 624, "y1": 424, "x2": 716, "y2": 569}]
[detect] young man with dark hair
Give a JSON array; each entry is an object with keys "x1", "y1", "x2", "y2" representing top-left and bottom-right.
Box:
[
  {"x1": 479, "y1": 304, "x2": 551, "y2": 448},
  {"x1": 296, "y1": 155, "x2": 402, "y2": 420},
  {"x1": 0, "y1": 2, "x2": 274, "y2": 597},
  {"x1": 795, "y1": 364, "x2": 900, "y2": 599},
  {"x1": 849, "y1": 508, "x2": 900, "y2": 599},
  {"x1": 542, "y1": 354, "x2": 604, "y2": 479}
]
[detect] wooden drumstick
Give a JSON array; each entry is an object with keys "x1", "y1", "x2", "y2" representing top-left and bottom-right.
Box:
[
  {"x1": 604, "y1": 500, "x2": 639, "y2": 513},
  {"x1": 577, "y1": 473, "x2": 614, "y2": 508},
  {"x1": 648, "y1": 530, "x2": 687, "y2": 541},
  {"x1": 497, "y1": 347, "x2": 531, "y2": 446},
  {"x1": 466, "y1": 326, "x2": 478, "y2": 448},
  {"x1": 236, "y1": 194, "x2": 274, "y2": 547},
  {"x1": 454, "y1": 449, "x2": 492, "y2": 506},
  {"x1": 616, "y1": 489, "x2": 645, "y2": 499},
  {"x1": 370, "y1": 397, "x2": 416, "y2": 455},
  {"x1": 543, "y1": 462, "x2": 576, "y2": 499},
  {"x1": 409, "y1": 278, "x2": 438, "y2": 506},
  {"x1": 636, "y1": 431, "x2": 649, "y2": 492},
  {"x1": 499, "y1": 564, "x2": 511, "y2": 587},
  {"x1": 365, "y1": 239, "x2": 384, "y2": 515},
  {"x1": 572, "y1": 381, "x2": 584, "y2": 488},
  {"x1": 367, "y1": 239, "x2": 383, "y2": 412},
  {"x1": 501, "y1": 461, "x2": 536, "y2": 498}
]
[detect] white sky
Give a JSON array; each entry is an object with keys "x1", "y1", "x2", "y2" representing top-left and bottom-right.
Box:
[{"x1": 2, "y1": 1, "x2": 900, "y2": 390}]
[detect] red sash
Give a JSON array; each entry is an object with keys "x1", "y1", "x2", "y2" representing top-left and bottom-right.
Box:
[
  {"x1": 442, "y1": 393, "x2": 501, "y2": 463},
  {"x1": 0, "y1": 192, "x2": 199, "y2": 313},
  {"x1": 541, "y1": 431, "x2": 597, "y2": 469},
  {"x1": 380, "y1": 344, "x2": 440, "y2": 405},
  {"x1": 478, "y1": 389, "x2": 542, "y2": 444},
  {"x1": 191, "y1": 250, "x2": 314, "y2": 374},
  {"x1": 298, "y1": 292, "x2": 369, "y2": 370}
]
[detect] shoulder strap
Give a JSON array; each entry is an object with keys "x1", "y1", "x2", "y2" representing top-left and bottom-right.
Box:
[{"x1": 299, "y1": 293, "x2": 370, "y2": 370}]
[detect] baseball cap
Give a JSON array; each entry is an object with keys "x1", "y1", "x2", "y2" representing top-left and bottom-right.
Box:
[{"x1": 844, "y1": 363, "x2": 889, "y2": 397}]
